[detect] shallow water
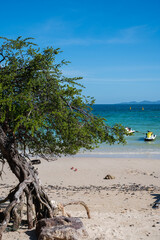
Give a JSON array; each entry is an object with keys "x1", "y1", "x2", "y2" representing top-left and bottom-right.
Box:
[{"x1": 78, "y1": 104, "x2": 160, "y2": 159}]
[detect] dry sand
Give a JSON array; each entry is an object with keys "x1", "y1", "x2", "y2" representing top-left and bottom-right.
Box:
[{"x1": 1, "y1": 156, "x2": 160, "y2": 240}]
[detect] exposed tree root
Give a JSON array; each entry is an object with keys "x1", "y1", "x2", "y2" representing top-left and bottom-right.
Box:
[
  {"x1": 0, "y1": 196, "x2": 10, "y2": 205},
  {"x1": 0, "y1": 157, "x2": 91, "y2": 240},
  {"x1": 0, "y1": 179, "x2": 91, "y2": 240},
  {"x1": 0, "y1": 154, "x2": 90, "y2": 239},
  {"x1": 0, "y1": 186, "x2": 91, "y2": 240},
  {"x1": 0, "y1": 173, "x2": 54, "y2": 239},
  {"x1": 0, "y1": 178, "x2": 32, "y2": 239}
]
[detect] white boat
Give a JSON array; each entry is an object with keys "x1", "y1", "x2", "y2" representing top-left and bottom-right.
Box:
[
  {"x1": 125, "y1": 127, "x2": 135, "y2": 134},
  {"x1": 144, "y1": 131, "x2": 156, "y2": 141}
]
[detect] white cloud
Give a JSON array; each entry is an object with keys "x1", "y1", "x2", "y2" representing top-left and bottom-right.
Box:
[
  {"x1": 58, "y1": 25, "x2": 151, "y2": 46},
  {"x1": 27, "y1": 20, "x2": 152, "y2": 47}
]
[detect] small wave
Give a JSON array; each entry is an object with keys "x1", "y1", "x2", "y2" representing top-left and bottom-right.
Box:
[
  {"x1": 79, "y1": 151, "x2": 160, "y2": 155},
  {"x1": 77, "y1": 150, "x2": 160, "y2": 159}
]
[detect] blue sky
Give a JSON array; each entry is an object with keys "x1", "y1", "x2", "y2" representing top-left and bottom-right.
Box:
[{"x1": 1, "y1": 0, "x2": 160, "y2": 103}]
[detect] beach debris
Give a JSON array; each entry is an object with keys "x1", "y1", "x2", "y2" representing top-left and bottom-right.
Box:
[
  {"x1": 146, "y1": 187, "x2": 154, "y2": 192},
  {"x1": 70, "y1": 167, "x2": 78, "y2": 171},
  {"x1": 31, "y1": 159, "x2": 41, "y2": 165},
  {"x1": 104, "y1": 174, "x2": 115, "y2": 180},
  {"x1": 36, "y1": 216, "x2": 89, "y2": 240}
]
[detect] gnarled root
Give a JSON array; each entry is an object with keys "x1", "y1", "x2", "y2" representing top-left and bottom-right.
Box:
[
  {"x1": 0, "y1": 178, "x2": 32, "y2": 239},
  {"x1": 12, "y1": 193, "x2": 25, "y2": 231},
  {"x1": 0, "y1": 176, "x2": 54, "y2": 240}
]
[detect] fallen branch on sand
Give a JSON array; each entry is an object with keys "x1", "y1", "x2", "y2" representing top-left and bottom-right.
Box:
[{"x1": 51, "y1": 200, "x2": 91, "y2": 219}]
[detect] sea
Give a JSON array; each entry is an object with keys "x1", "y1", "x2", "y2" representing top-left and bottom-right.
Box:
[{"x1": 77, "y1": 104, "x2": 160, "y2": 159}]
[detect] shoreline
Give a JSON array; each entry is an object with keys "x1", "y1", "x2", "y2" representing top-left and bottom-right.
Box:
[
  {"x1": 75, "y1": 140, "x2": 160, "y2": 160},
  {"x1": 1, "y1": 156, "x2": 160, "y2": 240},
  {"x1": 74, "y1": 152, "x2": 160, "y2": 159}
]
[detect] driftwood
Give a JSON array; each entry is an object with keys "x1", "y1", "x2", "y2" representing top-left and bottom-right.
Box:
[
  {"x1": 51, "y1": 200, "x2": 91, "y2": 219},
  {"x1": 63, "y1": 201, "x2": 91, "y2": 219}
]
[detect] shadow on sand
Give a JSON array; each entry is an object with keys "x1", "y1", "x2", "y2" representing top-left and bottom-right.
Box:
[
  {"x1": 25, "y1": 229, "x2": 37, "y2": 240},
  {"x1": 151, "y1": 193, "x2": 160, "y2": 209}
]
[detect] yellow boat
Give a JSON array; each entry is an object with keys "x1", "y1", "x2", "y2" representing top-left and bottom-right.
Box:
[{"x1": 144, "y1": 131, "x2": 156, "y2": 141}]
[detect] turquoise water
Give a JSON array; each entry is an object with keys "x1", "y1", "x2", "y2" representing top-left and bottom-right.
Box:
[{"x1": 78, "y1": 104, "x2": 160, "y2": 159}]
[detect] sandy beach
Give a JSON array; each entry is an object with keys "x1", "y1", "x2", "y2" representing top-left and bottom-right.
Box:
[{"x1": 1, "y1": 156, "x2": 160, "y2": 240}]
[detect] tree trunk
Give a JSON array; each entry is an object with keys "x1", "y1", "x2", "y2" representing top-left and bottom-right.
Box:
[{"x1": 0, "y1": 126, "x2": 54, "y2": 239}]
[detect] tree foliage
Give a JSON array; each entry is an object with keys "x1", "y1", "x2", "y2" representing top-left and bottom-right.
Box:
[{"x1": 0, "y1": 36, "x2": 125, "y2": 159}]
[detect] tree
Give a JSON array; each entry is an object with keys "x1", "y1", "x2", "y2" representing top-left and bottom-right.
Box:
[{"x1": 0, "y1": 36, "x2": 125, "y2": 238}]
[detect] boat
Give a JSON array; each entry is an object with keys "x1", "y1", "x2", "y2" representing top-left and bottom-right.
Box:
[
  {"x1": 125, "y1": 127, "x2": 135, "y2": 134},
  {"x1": 144, "y1": 131, "x2": 156, "y2": 141}
]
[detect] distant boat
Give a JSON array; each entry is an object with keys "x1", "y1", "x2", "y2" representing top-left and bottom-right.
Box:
[
  {"x1": 144, "y1": 131, "x2": 156, "y2": 141},
  {"x1": 125, "y1": 127, "x2": 135, "y2": 134}
]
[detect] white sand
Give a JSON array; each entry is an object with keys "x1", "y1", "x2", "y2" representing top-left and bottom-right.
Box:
[{"x1": 1, "y1": 156, "x2": 160, "y2": 240}]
